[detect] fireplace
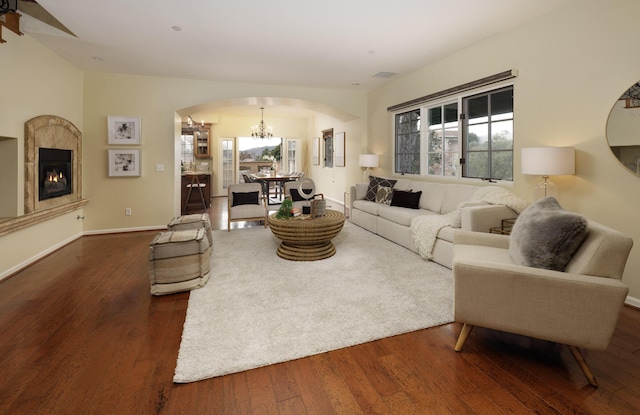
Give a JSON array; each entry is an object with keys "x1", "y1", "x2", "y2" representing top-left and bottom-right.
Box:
[
  {"x1": 39, "y1": 148, "x2": 73, "y2": 201},
  {"x1": 24, "y1": 115, "x2": 83, "y2": 214}
]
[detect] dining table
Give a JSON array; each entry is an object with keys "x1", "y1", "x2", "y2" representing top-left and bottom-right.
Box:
[{"x1": 250, "y1": 173, "x2": 300, "y2": 204}]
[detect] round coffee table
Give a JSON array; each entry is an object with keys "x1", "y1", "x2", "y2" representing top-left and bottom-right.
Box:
[{"x1": 268, "y1": 209, "x2": 345, "y2": 261}]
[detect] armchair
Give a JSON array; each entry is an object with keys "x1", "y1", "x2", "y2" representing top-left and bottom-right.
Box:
[
  {"x1": 283, "y1": 179, "x2": 319, "y2": 210},
  {"x1": 452, "y1": 219, "x2": 632, "y2": 387},
  {"x1": 227, "y1": 183, "x2": 268, "y2": 232}
]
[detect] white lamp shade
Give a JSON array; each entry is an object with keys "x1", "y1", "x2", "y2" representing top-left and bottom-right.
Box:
[
  {"x1": 359, "y1": 154, "x2": 379, "y2": 168},
  {"x1": 521, "y1": 147, "x2": 575, "y2": 176}
]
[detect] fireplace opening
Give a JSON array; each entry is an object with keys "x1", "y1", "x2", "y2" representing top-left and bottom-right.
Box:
[{"x1": 39, "y1": 148, "x2": 73, "y2": 201}]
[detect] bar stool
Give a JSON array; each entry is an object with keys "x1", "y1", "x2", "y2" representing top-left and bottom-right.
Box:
[{"x1": 183, "y1": 173, "x2": 207, "y2": 213}]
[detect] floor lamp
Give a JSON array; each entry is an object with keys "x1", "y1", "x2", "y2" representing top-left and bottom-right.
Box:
[
  {"x1": 359, "y1": 154, "x2": 379, "y2": 183},
  {"x1": 521, "y1": 147, "x2": 575, "y2": 199}
]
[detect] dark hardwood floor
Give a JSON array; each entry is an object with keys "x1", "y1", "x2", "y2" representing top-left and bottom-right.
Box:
[{"x1": 1, "y1": 197, "x2": 639, "y2": 414}]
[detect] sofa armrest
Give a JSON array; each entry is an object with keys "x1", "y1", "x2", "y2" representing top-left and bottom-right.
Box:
[
  {"x1": 453, "y1": 229, "x2": 510, "y2": 249},
  {"x1": 350, "y1": 184, "x2": 368, "y2": 209},
  {"x1": 453, "y1": 259, "x2": 629, "y2": 350},
  {"x1": 460, "y1": 204, "x2": 516, "y2": 233}
]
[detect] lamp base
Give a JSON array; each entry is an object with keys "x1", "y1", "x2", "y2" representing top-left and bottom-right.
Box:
[
  {"x1": 533, "y1": 176, "x2": 558, "y2": 200},
  {"x1": 363, "y1": 168, "x2": 372, "y2": 184}
]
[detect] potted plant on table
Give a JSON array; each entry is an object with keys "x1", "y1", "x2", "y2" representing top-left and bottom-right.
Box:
[{"x1": 276, "y1": 199, "x2": 293, "y2": 219}]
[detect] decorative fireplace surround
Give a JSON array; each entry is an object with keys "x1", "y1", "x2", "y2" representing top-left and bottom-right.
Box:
[
  {"x1": 0, "y1": 116, "x2": 88, "y2": 236},
  {"x1": 24, "y1": 115, "x2": 84, "y2": 214}
]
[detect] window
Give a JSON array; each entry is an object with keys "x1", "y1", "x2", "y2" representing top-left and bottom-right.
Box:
[
  {"x1": 323, "y1": 128, "x2": 333, "y2": 168},
  {"x1": 427, "y1": 103, "x2": 458, "y2": 176},
  {"x1": 394, "y1": 85, "x2": 513, "y2": 181},
  {"x1": 462, "y1": 87, "x2": 513, "y2": 180},
  {"x1": 394, "y1": 109, "x2": 420, "y2": 174}
]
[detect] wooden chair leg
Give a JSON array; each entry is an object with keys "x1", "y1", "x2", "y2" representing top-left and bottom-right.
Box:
[
  {"x1": 455, "y1": 324, "x2": 474, "y2": 352},
  {"x1": 568, "y1": 345, "x2": 599, "y2": 387}
]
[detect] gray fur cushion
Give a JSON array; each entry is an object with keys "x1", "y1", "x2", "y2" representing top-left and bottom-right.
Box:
[{"x1": 509, "y1": 197, "x2": 588, "y2": 271}]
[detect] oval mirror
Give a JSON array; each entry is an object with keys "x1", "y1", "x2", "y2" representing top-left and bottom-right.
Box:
[
  {"x1": 606, "y1": 82, "x2": 640, "y2": 175},
  {"x1": 298, "y1": 178, "x2": 315, "y2": 200}
]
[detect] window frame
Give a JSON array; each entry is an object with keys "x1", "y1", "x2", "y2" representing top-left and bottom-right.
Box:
[
  {"x1": 392, "y1": 82, "x2": 514, "y2": 183},
  {"x1": 322, "y1": 128, "x2": 334, "y2": 168}
]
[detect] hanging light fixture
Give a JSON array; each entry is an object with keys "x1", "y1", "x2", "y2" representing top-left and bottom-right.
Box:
[{"x1": 251, "y1": 107, "x2": 273, "y2": 138}]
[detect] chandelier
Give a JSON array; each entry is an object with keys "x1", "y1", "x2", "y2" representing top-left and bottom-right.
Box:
[{"x1": 251, "y1": 107, "x2": 273, "y2": 138}]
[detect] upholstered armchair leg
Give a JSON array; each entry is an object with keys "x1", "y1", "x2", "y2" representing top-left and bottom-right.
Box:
[
  {"x1": 455, "y1": 324, "x2": 474, "y2": 352},
  {"x1": 568, "y1": 345, "x2": 599, "y2": 387}
]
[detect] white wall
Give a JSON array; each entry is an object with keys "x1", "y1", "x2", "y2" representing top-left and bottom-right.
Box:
[{"x1": 367, "y1": 0, "x2": 640, "y2": 301}]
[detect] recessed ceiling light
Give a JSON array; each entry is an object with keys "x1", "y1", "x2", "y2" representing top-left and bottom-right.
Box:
[
  {"x1": 172, "y1": 26, "x2": 182, "y2": 32},
  {"x1": 92, "y1": 56, "x2": 104, "y2": 61},
  {"x1": 373, "y1": 71, "x2": 397, "y2": 79}
]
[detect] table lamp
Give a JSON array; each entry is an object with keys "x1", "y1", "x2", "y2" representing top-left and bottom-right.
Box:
[
  {"x1": 359, "y1": 154, "x2": 379, "y2": 183},
  {"x1": 521, "y1": 147, "x2": 575, "y2": 199}
]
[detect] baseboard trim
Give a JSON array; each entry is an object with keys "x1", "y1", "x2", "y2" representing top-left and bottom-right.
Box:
[
  {"x1": 82, "y1": 225, "x2": 166, "y2": 236},
  {"x1": 0, "y1": 231, "x2": 83, "y2": 282},
  {"x1": 625, "y1": 295, "x2": 640, "y2": 309}
]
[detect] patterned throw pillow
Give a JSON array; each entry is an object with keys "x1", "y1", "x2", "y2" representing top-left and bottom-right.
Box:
[
  {"x1": 365, "y1": 176, "x2": 397, "y2": 202},
  {"x1": 375, "y1": 186, "x2": 393, "y2": 205}
]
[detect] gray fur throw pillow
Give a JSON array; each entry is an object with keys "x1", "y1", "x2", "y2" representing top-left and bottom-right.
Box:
[{"x1": 509, "y1": 197, "x2": 588, "y2": 271}]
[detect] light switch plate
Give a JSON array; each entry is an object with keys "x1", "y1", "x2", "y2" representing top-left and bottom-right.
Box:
[{"x1": 155, "y1": 163, "x2": 165, "y2": 172}]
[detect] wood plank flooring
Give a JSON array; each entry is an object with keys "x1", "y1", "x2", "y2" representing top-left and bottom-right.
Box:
[{"x1": 1, "y1": 197, "x2": 639, "y2": 414}]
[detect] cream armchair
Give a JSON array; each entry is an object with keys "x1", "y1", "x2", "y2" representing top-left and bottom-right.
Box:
[
  {"x1": 452, "y1": 220, "x2": 632, "y2": 387},
  {"x1": 283, "y1": 179, "x2": 318, "y2": 210},
  {"x1": 227, "y1": 183, "x2": 268, "y2": 232}
]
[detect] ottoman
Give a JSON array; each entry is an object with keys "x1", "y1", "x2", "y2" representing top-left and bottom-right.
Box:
[
  {"x1": 167, "y1": 213, "x2": 213, "y2": 246},
  {"x1": 148, "y1": 228, "x2": 211, "y2": 296}
]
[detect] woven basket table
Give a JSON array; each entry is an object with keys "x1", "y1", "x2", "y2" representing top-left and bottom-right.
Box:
[{"x1": 268, "y1": 209, "x2": 345, "y2": 261}]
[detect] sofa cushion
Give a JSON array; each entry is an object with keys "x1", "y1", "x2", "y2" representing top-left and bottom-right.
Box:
[
  {"x1": 436, "y1": 225, "x2": 456, "y2": 243},
  {"x1": 441, "y1": 184, "x2": 479, "y2": 214},
  {"x1": 378, "y1": 204, "x2": 435, "y2": 227},
  {"x1": 391, "y1": 190, "x2": 422, "y2": 209},
  {"x1": 393, "y1": 179, "x2": 413, "y2": 191},
  {"x1": 509, "y1": 197, "x2": 588, "y2": 271},
  {"x1": 410, "y1": 181, "x2": 444, "y2": 212},
  {"x1": 353, "y1": 199, "x2": 379, "y2": 215},
  {"x1": 375, "y1": 185, "x2": 394, "y2": 204},
  {"x1": 366, "y1": 176, "x2": 397, "y2": 201}
]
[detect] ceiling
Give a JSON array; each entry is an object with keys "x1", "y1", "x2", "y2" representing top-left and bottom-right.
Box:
[{"x1": 14, "y1": 0, "x2": 573, "y2": 118}]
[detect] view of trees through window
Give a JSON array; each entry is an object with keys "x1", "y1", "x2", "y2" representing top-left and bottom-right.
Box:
[
  {"x1": 238, "y1": 137, "x2": 282, "y2": 163},
  {"x1": 463, "y1": 87, "x2": 513, "y2": 180},
  {"x1": 394, "y1": 85, "x2": 513, "y2": 181}
]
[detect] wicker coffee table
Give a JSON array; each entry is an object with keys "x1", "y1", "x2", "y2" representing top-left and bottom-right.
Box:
[{"x1": 268, "y1": 209, "x2": 345, "y2": 261}]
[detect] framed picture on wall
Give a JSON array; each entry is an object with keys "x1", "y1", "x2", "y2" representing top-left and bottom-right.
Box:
[
  {"x1": 334, "y1": 132, "x2": 345, "y2": 167},
  {"x1": 108, "y1": 149, "x2": 141, "y2": 177},
  {"x1": 108, "y1": 116, "x2": 141, "y2": 145}
]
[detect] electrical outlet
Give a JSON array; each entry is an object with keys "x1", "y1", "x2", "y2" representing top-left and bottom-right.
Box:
[
  {"x1": 125, "y1": 208, "x2": 132, "y2": 216},
  {"x1": 155, "y1": 163, "x2": 165, "y2": 172}
]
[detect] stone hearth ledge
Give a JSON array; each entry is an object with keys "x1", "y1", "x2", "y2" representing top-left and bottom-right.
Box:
[{"x1": 0, "y1": 199, "x2": 89, "y2": 237}]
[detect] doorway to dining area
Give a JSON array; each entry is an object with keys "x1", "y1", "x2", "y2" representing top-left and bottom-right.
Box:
[{"x1": 220, "y1": 136, "x2": 302, "y2": 203}]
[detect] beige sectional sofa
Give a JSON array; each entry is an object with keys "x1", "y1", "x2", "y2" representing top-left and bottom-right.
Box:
[{"x1": 349, "y1": 178, "x2": 524, "y2": 268}]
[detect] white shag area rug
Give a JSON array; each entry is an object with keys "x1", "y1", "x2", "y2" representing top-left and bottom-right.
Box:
[{"x1": 173, "y1": 222, "x2": 453, "y2": 383}]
